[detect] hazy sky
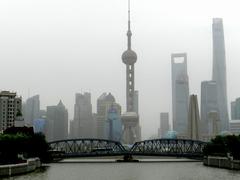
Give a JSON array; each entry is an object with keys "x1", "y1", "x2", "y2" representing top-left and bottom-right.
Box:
[{"x1": 1, "y1": 0, "x2": 240, "y2": 139}]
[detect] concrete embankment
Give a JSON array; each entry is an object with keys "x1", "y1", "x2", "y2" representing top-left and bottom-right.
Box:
[
  {"x1": 203, "y1": 156, "x2": 240, "y2": 170},
  {"x1": 0, "y1": 158, "x2": 41, "y2": 177}
]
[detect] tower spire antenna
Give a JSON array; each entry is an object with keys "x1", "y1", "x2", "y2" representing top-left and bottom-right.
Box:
[
  {"x1": 128, "y1": 0, "x2": 130, "y2": 30},
  {"x1": 127, "y1": 0, "x2": 132, "y2": 50}
]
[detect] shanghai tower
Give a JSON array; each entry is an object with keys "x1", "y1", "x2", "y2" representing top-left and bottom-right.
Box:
[{"x1": 212, "y1": 18, "x2": 229, "y2": 131}]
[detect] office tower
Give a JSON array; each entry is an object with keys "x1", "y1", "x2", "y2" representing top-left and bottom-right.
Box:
[
  {"x1": 158, "y1": 112, "x2": 170, "y2": 138},
  {"x1": 33, "y1": 118, "x2": 47, "y2": 134},
  {"x1": 208, "y1": 111, "x2": 220, "y2": 137},
  {"x1": 235, "y1": 98, "x2": 240, "y2": 119},
  {"x1": 72, "y1": 92, "x2": 93, "y2": 138},
  {"x1": 24, "y1": 95, "x2": 40, "y2": 126},
  {"x1": 212, "y1": 18, "x2": 229, "y2": 131},
  {"x1": 229, "y1": 120, "x2": 240, "y2": 135},
  {"x1": 231, "y1": 98, "x2": 240, "y2": 120},
  {"x1": 188, "y1": 95, "x2": 200, "y2": 140},
  {"x1": 171, "y1": 53, "x2": 189, "y2": 138},
  {"x1": 0, "y1": 91, "x2": 22, "y2": 131},
  {"x1": 96, "y1": 93, "x2": 116, "y2": 139},
  {"x1": 39, "y1": 109, "x2": 46, "y2": 118},
  {"x1": 46, "y1": 100, "x2": 68, "y2": 141},
  {"x1": 235, "y1": 98, "x2": 240, "y2": 120},
  {"x1": 69, "y1": 119, "x2": 76, "y2": 139},
  {"x1": 121, "y1": 0, "x2": 141, "y2": 144},
  {"x1": 200, "y1": 81, "x2": 219, "y2": 136},
  {"x1": 107, "y1": 103, "x2": 122, "y2": 141}
]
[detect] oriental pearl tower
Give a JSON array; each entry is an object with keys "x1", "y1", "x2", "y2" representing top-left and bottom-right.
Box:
[{"x1": 121, "y1": 0, "x2": 141, "y2": 144}]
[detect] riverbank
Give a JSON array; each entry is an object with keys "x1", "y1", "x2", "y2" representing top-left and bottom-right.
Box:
[
  {"x1": 203, "y1": 156, "x2": 240, "y2": 170},
  {"x1": 0, "y1": 158, "x2": 41, "y2": 177}
]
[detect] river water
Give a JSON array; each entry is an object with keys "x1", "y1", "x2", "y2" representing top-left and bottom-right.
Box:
[{"x1": 3, "y1": 160, "x2": 240, "y2": 180}]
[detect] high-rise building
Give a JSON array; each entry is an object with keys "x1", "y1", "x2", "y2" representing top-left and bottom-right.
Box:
[
  {"x1": 46, "y1": 100, "x2": 68, "y2": 141},
  {"x1": 235, "y1": 98, "x2": 240, "y2": 120},
  {"x1": 171, "y1": 53, "x2": 189, "y2": 138},
  {"x1": 121, "y1": 0, "x2": 141, "y2": 144},
  {"x1": 231, "y1": 98, "x2": 240, "y2": 120},
  {"x1": 200, "y1": 81, "x2": 219, "y2": 136},
  {"x1": 158, "y1": 112, "x2": 170, "y2": 138},
  {"x1": 231, "y1": 101, "x2": 236, "y2": 120},
  {"x1": 107, "y1": 103, "x2": 122, "y2": 141},
  {"x1": 208, "y1": 111, "x2": 220, "y2": 138},
  {"x1": 33, "y1": 118, "x2": 47, "y2": 134},
  {"x1": 188, "y1": 95, "x2": 200, "y2": 140},
  {"x1": 24, "y1": 95, "x2": 40, "y2": 126},
  {"x1": 0, "y1": 91, "x2": 22, "y2": 131},
  {"x1": 96, "y1": 93, "x2": 116, "y2": 139},
  {"x1": 71, "y1": 92, "x2": 94, "y2": 138},
  {"x1": 212, "y1": 18, "x2": 229, "y2": 131},
  {"x1": 229, "y1": 120, "x2": 240, "y2": 135}
]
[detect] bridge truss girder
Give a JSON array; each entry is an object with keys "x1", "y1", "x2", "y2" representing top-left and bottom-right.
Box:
[{"x1": 48, "y1": 138, "x2": 206, "y2": 158}]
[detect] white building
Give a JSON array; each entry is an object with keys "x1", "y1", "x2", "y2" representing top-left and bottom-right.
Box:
[
  {"x1": 0, "y1": 91, "x2": 22, "y2": 132},
  {"x1": 229, "y1": 120, "x2": 240, "y2": 135}
]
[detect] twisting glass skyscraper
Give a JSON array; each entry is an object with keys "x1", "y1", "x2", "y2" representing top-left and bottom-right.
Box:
[{"x1": 212, "y1": 18, "x2": 229, "y2": 131}]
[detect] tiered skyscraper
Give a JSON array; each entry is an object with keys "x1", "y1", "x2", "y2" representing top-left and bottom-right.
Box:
[
  {"x1": 121, "y1": 0, "x2": 141, "y2": 144},
  {"x1": 171, "y1": 53, "x2": 189, "y2": 138},
  {"x1": 212, "y1": 18, "x2": 229, "y2": 131}
]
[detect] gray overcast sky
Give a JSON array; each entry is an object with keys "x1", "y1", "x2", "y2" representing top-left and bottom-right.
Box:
[{"x1": 1, "y1": 0, "x2": 240, "y2": 139}]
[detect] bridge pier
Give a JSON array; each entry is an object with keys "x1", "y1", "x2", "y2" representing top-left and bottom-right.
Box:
[{"x1": 116, "y1": 154, "x2": 139, "y2": 162}]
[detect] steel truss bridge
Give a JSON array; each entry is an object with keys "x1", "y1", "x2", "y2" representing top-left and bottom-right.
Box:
[{"x1": 48, "y1": 138, "x2": 207, "y2": 159}]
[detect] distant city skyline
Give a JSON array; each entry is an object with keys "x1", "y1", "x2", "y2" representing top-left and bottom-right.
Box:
[{"x1": 1, "y1": 0, "x2": 240, "y2": 139}]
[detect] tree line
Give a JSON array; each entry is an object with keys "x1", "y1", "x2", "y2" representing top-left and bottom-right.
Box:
[
  {"x1": 203, "y1": 135, "x2": 240, "y2": 160},
  {"x1": 0, "y1": 132, "x2": 49, "y2": 165}
]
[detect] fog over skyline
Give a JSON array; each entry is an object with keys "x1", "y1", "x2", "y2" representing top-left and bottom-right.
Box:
[{"x1": 1, "y1": 0, "x2": 240, "y2": 139}]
